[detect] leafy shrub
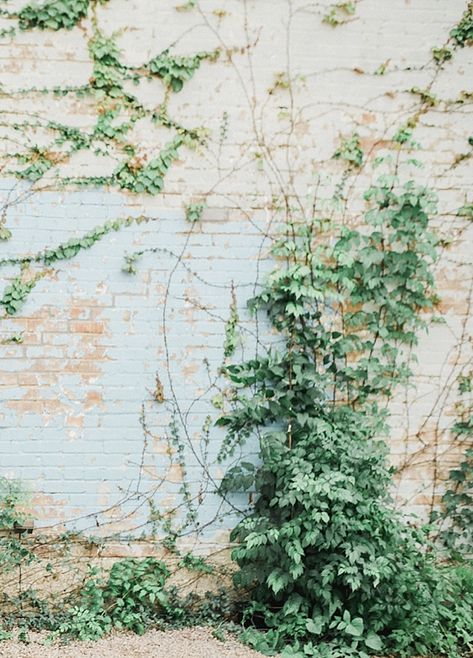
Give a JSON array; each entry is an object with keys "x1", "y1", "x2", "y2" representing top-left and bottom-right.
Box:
[
  {"x1": 231, "y1": 412, "x2": 473, "y2": 657},
  {"x1": 434, "y1": 373, "x2": 473, "y2": 557},
  {"x1": 219, "y1": 177, "x2": 473, "y2": 656},
  {"x1": 46, "y1": 556, "x2": 236, "y2": 641},
  {"x1": 56, "y1": 558, "x2": 170, "y2": 639}
]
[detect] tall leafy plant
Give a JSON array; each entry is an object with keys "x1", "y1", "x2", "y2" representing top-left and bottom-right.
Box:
[
  {"x1": 218, "y1": 178, "x2": 473, "y2": 657},
  {"x1": 435, "y1": 373, "x2": 473, "y2": 557}
]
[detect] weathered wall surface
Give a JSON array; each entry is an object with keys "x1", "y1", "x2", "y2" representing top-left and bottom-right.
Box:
[
  {"x1": 0, "y1": 0, "x2": 472, "y2": 546},
  {"x1": 0, "y1": 182, "x2": 272, "y2": 540}
]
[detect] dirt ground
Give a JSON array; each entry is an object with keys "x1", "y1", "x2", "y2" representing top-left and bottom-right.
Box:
[{"x1": 0, "y1": 627, "x2": 270, "y2": 658}]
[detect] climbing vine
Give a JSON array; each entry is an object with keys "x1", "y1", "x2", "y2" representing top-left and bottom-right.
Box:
[
  {"x1": 323, "y1": 2, "x2": 358, "y2": 27},
  {"x1": 434, "y1": 372, "x2": 473, "y2": 557},
  {"x1": 0, "y1": 1, "x2": 219, "y2": 221},
  {"x1": 0, "y1": 0, "x2": 472, "y2": 654},
  {"x1": 215, "y1": 164, "x2": 473, "y2": 658},
  {"x1": 0, "y1": 216, "x2": 147, "y2": 316}
]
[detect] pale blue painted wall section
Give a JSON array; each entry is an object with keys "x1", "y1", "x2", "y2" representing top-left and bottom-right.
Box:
[{"x1": 0, "y1": 180, "x2": 273, "y2": 541}]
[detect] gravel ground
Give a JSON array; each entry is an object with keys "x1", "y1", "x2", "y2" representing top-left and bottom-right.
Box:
[{"x1": 0, "y1": 627, "x2": 271, "y2": 658}]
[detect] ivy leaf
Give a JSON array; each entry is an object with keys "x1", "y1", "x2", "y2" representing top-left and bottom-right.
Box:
[
  {"x1": 364, "y1": 632, "x2": 383, "y2": 651},
  {"x1": 345, "y1": 617, "x2": 364, "y2": 637},
  {"x1": 306, "y1": 617, "x2": 324, "y2": 635}
]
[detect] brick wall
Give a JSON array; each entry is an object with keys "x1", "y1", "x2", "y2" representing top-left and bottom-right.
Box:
[{"x1": 0, "y1": 0, "x2": 472, "y2": 546}]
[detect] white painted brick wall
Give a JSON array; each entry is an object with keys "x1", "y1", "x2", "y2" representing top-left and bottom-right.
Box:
[{"x1": 0, "y1": 0, "x2": 471, "y2": 544}]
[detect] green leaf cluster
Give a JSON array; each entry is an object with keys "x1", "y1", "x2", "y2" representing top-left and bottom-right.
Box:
[
  {"x1": 333, "y1": 133, "x2": 363, "y2": 168},
  {"x1": 19, "y1": 0, "x2": 91, "y2": 31},
  {"x1": 114, "y1": 137, "x2": 183, "y2": 194},
  {"x1": 218, "y1": 178, "x2": 473, "y2": 656},
  {"x1": 0, "y1": 217, "x2": 139, "y2": 315},
  {"x1": 17, "y1": 148, "x2": 54, "y2": 182},
  {"x1": 450, "y1": 2, "x2": 473, "y2": 47},
  {"x1": 435, "y1": 374, "x2": 473, "y2": 556},
  {"x1": 0, "y1": 478, "x2": 37, "y2": 578},
  {"x1": 0, "y1": 478, "x2": 30, "y2": 531},
  {"x1": 432, "y1": 46, "x2": 453, "y2": 64},
  {"x1": 54, "y1": 559, "x2": 170, "y2": 639},
  {"x1": 323, "y1": 2, "x2": 356, "y2": 27},
  {"x1": 148, "y1": 50, "x2": 218, "y2": 93},
  {"x1": 1, "y1": 25, "x2": 214, "y2": 198},
  {"x1": 223, "y1": 287, "x2": 240, "y2": 359},
  {"x1": 1, "y1": 275, "x2": 39, "y2": 316},
  {"x1": 88, "y1": 31, "x2": 125, "y2": 98},
  {"x1": 185, "y1": 203, "x2": 205, "y2": 223}
]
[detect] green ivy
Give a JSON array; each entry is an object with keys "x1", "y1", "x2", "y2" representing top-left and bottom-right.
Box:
[
  {"x1": 0, "y1": 332, "x2": 24, "y2": 344},
  {"x1": 18, "y1": 0, "x2": 102, "y2": 31},
  {"x1": 458, "y1": 203, "x2": 473, "y2": 220},
  {"x1": 323, "y1": 2, "x2": 356, "y2": 27},
  {"x1": 0, "y1": 478, "x2": 37, "y2": 586},
  {"x1": 435, "y1": 374, "x2": 473, "y2": 557},
  {"x1": 432, "y1": 46, "x2": 453, "y2": 64},
  {"x1": 450, "y1": 2, "x2": 473, "y2": 47},
  {"x1": 0, "y1": 477, "x2": 30, "y2": 530},
  {"x1": 88, "y1": 31, "x2": 124, "y2": 98},
  {"x1": 16, "y1": 148, "x2": 55, "y2": 182},
  {"x1": 0, "y1": 226, "x2": 12, "y2": 241},
  {"x1": 410, "y1": 86, "x2": 438, "y2": 107},
  {"x1": 114, "y1": 138, "x2": 183, "y2": 194},
  {"x1": 175, "y1": 0, "x2": 197, "y2": 12},
  {"x1": 333, "y1": 132, "x2": 364, "y2": 168},
  {"x1": 0, "y1": 217, "x2": 144, "y2": 315},
  {"x1": 0, "y1": 24, "x2": 216, "y2": 199},
  {"x1": 148, "y1": 50, "x2": 219, "y2": 92},
  {"x1": 223, "y1": 287, "x2": 240, "y2": 359},
  {"x1": 216, "y1": 175, "x2": 473, "y2": 657},
  {"x1": 185, "y1": 203, "x2": 205, "y2": 223},
  {"x1": 432, "y1": 3, "x2": 472, "y2": 65},
  {"x1": 46, "y1": 121, "x2": 91, "y2": 151},
  {"x1": 1, "y1": 272, "x2": 43, "y2": 316}
]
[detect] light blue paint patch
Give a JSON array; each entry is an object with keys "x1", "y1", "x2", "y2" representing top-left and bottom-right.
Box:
[{"x1": 0, "y1": 179, "x2": 274, "y2": 540}]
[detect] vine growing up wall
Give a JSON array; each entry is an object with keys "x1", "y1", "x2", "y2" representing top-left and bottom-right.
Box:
[
  {"x1": 0, "y1": 1, "x2": 472, "y2": 654},
  {"x1": 214, "y1": 151, "x2": 473, "y2": 656},
  {"x1": 0, "y1": 0, "x2": 219, "y2": 229}
]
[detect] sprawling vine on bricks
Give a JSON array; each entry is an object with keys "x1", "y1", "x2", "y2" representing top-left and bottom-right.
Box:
[
  {"x1": 217, "y1": 174, "x2": 473, "y2": 657},
  {"x1": 0, "y1": 0, "x2": 473, "y2": 653},
  {"x1": 0, "y1": 7, "x2": 218, "y2": 211},
  {"x1": 434, "y1": 372, "x2": 473, "y2": 558},
  {"x1": 0, "y1": 216, "x2": 147, "y2": 316}
]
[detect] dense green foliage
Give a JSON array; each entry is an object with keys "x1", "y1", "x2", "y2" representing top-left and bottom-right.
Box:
[
  {"x1": 18, "y1": 0, "x2": 93, "y2": 31},
  {"x1": 57, "y1": 557, "x2": 236, "y2": 640},
  {"x1": 0, "y1": 548, "x2": 235, "y2": 642},
  {"x1": 435, "y1": 374, "x2": 473, "y2": 556},
  {"x1": 1, "y1": 1, "x2": 473, "y2": 654},
  {"x1": 57, "y1": 559, "x2": 171, "y2": 639},
  {"x1": 218, "y1": 178, "x2": 473, "y2": 657},
  {"x1": 450, "y1": 2, "x2": 473, "y2": 47}
]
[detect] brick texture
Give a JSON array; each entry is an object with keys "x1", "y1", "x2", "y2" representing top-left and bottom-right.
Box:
[{"x1": 0, "y1": 0, "x2": 472, "y2": 546}]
